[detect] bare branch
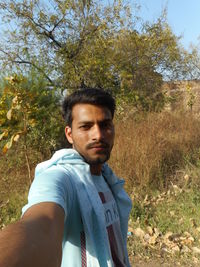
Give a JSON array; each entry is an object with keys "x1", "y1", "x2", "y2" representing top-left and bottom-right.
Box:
[
  {"x1": 50, "y1": 15, "x2": 65, "y2": 34},
  {"x1": 0, "y1": 48, "x2": 54, "y2": 85}
]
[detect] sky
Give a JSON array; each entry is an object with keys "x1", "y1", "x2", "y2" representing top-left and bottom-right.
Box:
[
  {"x1": 137, "y1": 0, "x2": 200, "y2": 50},
  {"x1": 0, "y1": 0, "x2": 199, "y2": 51}
]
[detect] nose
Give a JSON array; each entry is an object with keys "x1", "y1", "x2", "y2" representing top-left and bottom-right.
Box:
[{"x1": 92, "y1": 124, "x2": 104, "y2": 141}]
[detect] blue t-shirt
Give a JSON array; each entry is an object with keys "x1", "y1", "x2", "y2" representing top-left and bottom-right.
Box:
[{"x1": 22, "y1": 166, "x2": 126, "y2": 266}]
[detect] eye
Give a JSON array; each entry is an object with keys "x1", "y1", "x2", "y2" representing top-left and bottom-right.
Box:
[
  {"x1": 101, "y1": 121, "x2": 113, "y2": 129},
  {"x1": 79, "y1": 124, "x2": 91, "y2": 130}
]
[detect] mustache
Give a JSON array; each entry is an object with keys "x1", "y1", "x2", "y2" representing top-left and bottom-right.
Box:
[{"x1": 86, "y1": 141, "x2": 109, "y2": 149}]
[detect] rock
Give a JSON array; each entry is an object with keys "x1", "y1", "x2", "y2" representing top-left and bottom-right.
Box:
[
  {"x1": 170, "y1": 210, "x2": 175, "y2": 216},
  {"x1": 168, "y1": 233, "x2": 181, "y2": 242},
  {"x1": 181, "y1": 245, "x2": 191, "y2": 253},
  {"x1": 148, "y1": 235, "x2": 157, "y2": 245},
  {"x1": 154, "y1": 228, "x2": 160, "y2": 238},
  {"x1": 146, "y1": 226, "x2": 153, "y2": 235},
  {"x1": 171, "y1": 245, "x2": 180, "y2": 253},
  {"x1": 184, "y1": 231, "x2": 191, "y2": 237},
  {"x1": 188, "y1": 236, "x2": 195, "y2": 242},
  {"x1": 164, "y1": 231, "x2": 173, "y2": 240},
  {"x1": 160, "y1": 246, "x2": 169, "y2": 256},
  {"x1": 144, "y1": 233, "x2": 150, "y2": 242},
  {"x1": 133, "y1": 228, "x2": 145, "y2": 239},
  {"x1": 192, "y1": 257, "x2": 199, "y2": 264},
  {"x1": 192, "y1": 247, "x2": 200, "y2": 254}
]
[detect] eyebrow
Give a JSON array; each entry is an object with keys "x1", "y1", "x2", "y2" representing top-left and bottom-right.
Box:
[{"x1": 77, "y1": 119, "x2": 112, "y2": 125}]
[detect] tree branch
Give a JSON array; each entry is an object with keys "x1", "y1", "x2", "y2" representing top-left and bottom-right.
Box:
[{"x1": 0, "y1": 48, "x2": 54, "y2": 85}]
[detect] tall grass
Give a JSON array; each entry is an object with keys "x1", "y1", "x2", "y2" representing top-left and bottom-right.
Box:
[{"x1": 110, "y1": 111, "x2": 200, "y2": 192}]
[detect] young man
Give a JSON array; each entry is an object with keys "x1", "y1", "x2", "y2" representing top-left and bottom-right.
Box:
[{"x1": 0, "y1": 88, "x2": 132, "y2": 267}]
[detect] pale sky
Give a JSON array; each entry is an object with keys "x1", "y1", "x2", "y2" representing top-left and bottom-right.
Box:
[{"x1": 138, "y1": 0, "x2": 200, "y2": 49}]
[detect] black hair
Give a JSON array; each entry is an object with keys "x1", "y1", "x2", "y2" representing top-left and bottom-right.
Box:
[{"x1": 62, "y1": 88, "x2": 116, "y2": 126}]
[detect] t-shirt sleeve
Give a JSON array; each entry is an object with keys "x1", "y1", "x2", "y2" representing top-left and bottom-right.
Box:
[{"x1": 22, "y1": 165, "x2": 74, "y2": 219}]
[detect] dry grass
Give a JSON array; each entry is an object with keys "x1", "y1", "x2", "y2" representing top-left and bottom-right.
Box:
[
  {"x1": 1, "y1": 110, "x2": 200, "y2": 199},
  {"x1": 1, "y1": 110, "x2": 200, "y2": 265},
  {"x1": 109, "y1": 111, "x2": 200, "y2": 192}
]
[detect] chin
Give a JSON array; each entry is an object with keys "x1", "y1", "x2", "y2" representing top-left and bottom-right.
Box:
[{"x1": 84, "y1": 154, "x2": 110, "y2": 165}]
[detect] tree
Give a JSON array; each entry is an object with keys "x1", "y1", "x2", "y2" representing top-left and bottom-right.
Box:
[
  {"x1": 0, "y1": 72, "x2": 64, "y2": 182},
  {"x1": 112, "y1": 15, "x2": 184, "y2": 111},
  {"x1": 0, "y1": 0, "x2": 132, "y2": 92},
  {"x1": 0, "y1": 1, "x2": 193, "y2": 112},
  {"x1": 178, "y1": 45, "x2": 200, "y2": 80}
]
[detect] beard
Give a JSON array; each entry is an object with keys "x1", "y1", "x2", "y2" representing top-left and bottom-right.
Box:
[
  {"x1": 83, "y1": 150, "x2": 111, "y2": 165},
  {"x1": 73, "y1": 141, "x2": 113, "y2": 166}
]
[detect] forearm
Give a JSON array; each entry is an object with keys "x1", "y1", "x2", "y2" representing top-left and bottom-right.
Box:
[{"x1": 0, "y1": 218, "x2": 62, "y2": 267}]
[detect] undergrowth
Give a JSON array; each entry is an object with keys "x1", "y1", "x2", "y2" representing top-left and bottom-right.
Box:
[
  {"x1": 1, "y1": 110, "x2": 200, "y2": 265},
  {"x1": 110, "y1": 110, "x2": 200, "y2": 191}
]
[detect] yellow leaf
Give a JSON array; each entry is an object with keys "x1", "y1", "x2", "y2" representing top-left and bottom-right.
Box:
[
  {"x1": 7, "y1": 109, "x2": 12, "y2": 120},
  {"x1": 29, "y1": 119, "x2": 36, "y2": 127},
  {"x1": 2, "y1": 144, "x2": 8, "y2": 154},
  {"x1": 0, "y1": 131, "x2": 8, "y2": 141},
  {"x1": 3, "y1": 141, "x2": 11, "y2": 153},
  {"x1": 13, "y1": 134, "x2": 20, "y2": 142},
  {"x1": 5, "y1": 76, "x2": 14, "y2": 83},
  {"x1": 12, "y1": 96, "x2": 18, "y2": 104},
  {"x1": 14, "y1": 104, "x2": 21, "y2": 110},
  {"x1": 2, "y1": 136, "x2": 14, "y2": 153}
]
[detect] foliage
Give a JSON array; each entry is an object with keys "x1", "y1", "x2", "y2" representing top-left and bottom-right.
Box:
[
  {"x1": 178, "y1": 45, "x2": 200, "y2": 80},
  {"x1": 0, "y1": 0, "x2": 191, "y2": 111},
  {"x1": 0, "y1": 0, "x2": 131, "y2": 90},
  {"x1": 0, "y1": 72, "x2": 63, "y2": 152},
  {"x1": 1, "y1": 110, "x2": 200, "y2": 265},
  {"x1": 0, "y1": 72, "x2": 65, "y2": 180},
  {"x1": 127, "y1": 186, "x2": 200, "y2": 266},
  {"x1": 186, "y1": 84, "x2": 196, "y2": 111},
  {"x1": 0, "y1": 192, "x2": 27, "y2": 229}
]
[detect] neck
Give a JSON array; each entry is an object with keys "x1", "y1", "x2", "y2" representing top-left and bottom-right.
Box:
[{"x1": 90, "y1": 164, "x2": 102, "y2": 175}]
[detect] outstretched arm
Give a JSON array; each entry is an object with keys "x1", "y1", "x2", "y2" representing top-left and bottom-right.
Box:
[{"x1": 0, "y1": 202, "x2": 65, "y2": 267}]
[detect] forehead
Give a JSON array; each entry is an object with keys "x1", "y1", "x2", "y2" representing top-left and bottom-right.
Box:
[{"x1": 71, "y1": 103, "x2": 112, "y2": 123}]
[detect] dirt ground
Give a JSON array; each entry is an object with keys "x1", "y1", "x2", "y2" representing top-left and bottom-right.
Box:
[{"x1": 131, "y1": 257, "x2": 199, "y2": 267}]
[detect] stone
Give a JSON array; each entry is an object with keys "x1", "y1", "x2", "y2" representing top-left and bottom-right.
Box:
[
  {"x1": 146, "y1": 226, "x2": 153, "y2": 235},
  {"x1": 171, "y1": 245, "x2": 180, "y2": 253},
  {"x1": 181, "y1": 245, "x2": 191, "y2": 253},
  {"x1": 133, "y1": 228, "x2": 145, "y2": 239},
  {"x1": 192, "y1": 247, "x2": 200, "y2": 254}
]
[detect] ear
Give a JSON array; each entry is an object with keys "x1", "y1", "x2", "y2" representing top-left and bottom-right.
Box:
[{"x1": 65, "y1": 126, "x2": 73, "y2": 145}]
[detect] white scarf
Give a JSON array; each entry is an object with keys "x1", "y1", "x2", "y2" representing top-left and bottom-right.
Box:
[{"x1": 36, "y1": 149, "x2": 132, "y2": 267}]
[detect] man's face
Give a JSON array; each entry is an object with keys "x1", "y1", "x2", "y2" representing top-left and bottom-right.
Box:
[{"x1": 65, "y1": 103, "x2": 115, "y2": 169}]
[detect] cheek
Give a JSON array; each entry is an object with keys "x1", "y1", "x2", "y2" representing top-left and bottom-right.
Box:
[
  {"x1": 72, "y1": 131, "x2": 89, "y2": 146},
  {"x1": 108, "y1": 128, "x2": 115, "y2": 139}
]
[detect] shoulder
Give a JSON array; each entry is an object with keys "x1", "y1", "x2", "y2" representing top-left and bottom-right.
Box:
[
  {"x1": 22, "y1": 165, "x2": 76, "y2": 218},
  {"x1": 33, "y1": 165, "x2": 73, "y2": 187}
]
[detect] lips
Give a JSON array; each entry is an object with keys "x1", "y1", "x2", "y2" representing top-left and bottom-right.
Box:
[
  {"x1": 87, "y1": 142, "x2": 109, "y2": 150},
  {"x1": 91, "y1": 145, "x2": 108, "y2": 149},
  {"x1": 91, "y1": 146, "x2": 107, "y2": 150}
]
